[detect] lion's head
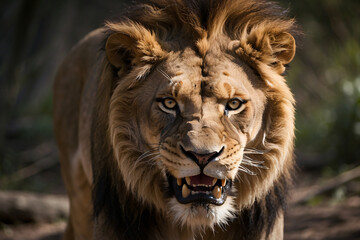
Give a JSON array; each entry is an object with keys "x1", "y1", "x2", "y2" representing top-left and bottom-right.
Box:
[{"x1": 96, "y1": 0, "x2": 298, "y2": 234}]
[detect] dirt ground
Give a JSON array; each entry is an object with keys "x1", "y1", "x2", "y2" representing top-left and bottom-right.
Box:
[
  {"x1": 285, "y1": 196, "x2": 360, "y2": 240},
  {"x1": 1, "y1": 197, "x2": 360, "y2": 240}
]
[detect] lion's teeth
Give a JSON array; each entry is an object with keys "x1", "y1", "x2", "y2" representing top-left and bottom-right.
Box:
[
  {"x1": 177, "y1": 178, "x2": 182, "y2": 186},
  {"x1": 185, "y1": 177, "x2": 191, "y2": 185},
  {"x1": 221, "y1": 179, "x2": 226, "y2": 187},
  {"x1": 182, "y1": 184, "x2": 191, "y2": 198},
  {"x1": 212, "y1": 186, "x2": 222, "y2": 199},
  {"x1": 212, "y1": 178, "x2": 217, "y2": 186}
]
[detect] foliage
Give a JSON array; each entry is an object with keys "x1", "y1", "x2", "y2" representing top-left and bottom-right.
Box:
[{"x1": 279, "y1": 0, "x2": 360, "y2": 168}]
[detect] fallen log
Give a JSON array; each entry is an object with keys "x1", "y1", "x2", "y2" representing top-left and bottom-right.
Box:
[
  {"x1": 291, "y1": 166, "x2": 360, "y2": 204},
  {"x1": 0, "y1": 191, "x2": 69, "y2": 224}
]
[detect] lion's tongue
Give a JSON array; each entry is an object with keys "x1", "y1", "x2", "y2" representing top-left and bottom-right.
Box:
[{"x1": 190, "y1": 173, "x2": 214, "y2": 186}]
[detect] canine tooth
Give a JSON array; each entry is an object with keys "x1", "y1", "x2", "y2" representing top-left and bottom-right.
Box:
[
  {"x1": 221, "y1": 179, "x2": 226, "y2": 187},
  {"x1": 185, "y1": 177, "x2": 191, "y2": 185},
  {"x1": 182, "y1": 184, "x2": 191, "y2": 198},
  {"x1": 212, "y1": 178, "x2": 217, "y2": 186},
  {"x1": 212, "y1": 186, "x2": 222, "y2": 199},
  {"x1": 177, "y1": 178, "x2": 182, "y2": 186}
]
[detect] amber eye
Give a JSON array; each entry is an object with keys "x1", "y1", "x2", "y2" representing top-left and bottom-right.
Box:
[
  {"x1": 226, "y1": 98, "x2": 243, "y2": 111},
  {"x1": 162, "y1": 98, "x2": 177, "y2": 110}
]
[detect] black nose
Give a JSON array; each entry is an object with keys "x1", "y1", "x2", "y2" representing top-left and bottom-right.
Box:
[{"x1": 181, "y1": 146, "x2": 223, "y2": 168}]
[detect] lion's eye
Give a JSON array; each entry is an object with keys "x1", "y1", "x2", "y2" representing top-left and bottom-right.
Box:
[
  {"x1": 162, "y1": 98, "x2": 177, "y2": 110},
  {"x1": 157, "y1": 97, "x2": 179, "y2": 115},
  {"x1": 226, "y1": 98, "x2": 243, "y2": 111},
  {"x1": 157, "y1": 97, "x2": 178, "y2": 115}
]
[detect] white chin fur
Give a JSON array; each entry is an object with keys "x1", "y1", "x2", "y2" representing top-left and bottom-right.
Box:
[{"x1": 167, "y1": 196, "x2": 236, "y2": 232}]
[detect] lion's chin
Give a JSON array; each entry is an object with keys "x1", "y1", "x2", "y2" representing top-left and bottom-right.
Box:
[{"x1": 167, "y1": 197, "x2": 236, "y2": 231}]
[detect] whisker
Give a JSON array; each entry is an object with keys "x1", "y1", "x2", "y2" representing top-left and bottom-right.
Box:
[
  {"x1": 157, "y1": 68, "x2": 172, "y2": 83},
  {"x1": 242, "y1": 156, "x2": 265, "y2": 165},
  {"x1": 238, "y1": 166, "x2": 256, "y2": 175},
  {"x1": 243, "y1": 147, "x2": 268, "y2": 155},
  {"x1": 137, "y1": 151, "x2": 159, "y2": 162},
  {"x1": 242, "y1": 156, "x2": 269, "y2": 170},
  {"x1": 137, "y1": 151, "x2": 151, "y2": 161},
  {"x1": 242, "y1": 160, "x2": 268, "y2": 169}
]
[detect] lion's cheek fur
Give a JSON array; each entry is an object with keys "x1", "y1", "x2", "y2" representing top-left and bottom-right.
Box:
[
  {"x1": 109, "y1": 96, "x2": 169, "y2": 213},
  {"x1": 233, "y1": 69, "x2": 295, "y2": 208}
]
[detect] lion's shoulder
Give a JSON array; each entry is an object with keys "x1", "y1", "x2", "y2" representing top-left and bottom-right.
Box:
[{"x1": 53, "y1": 28, "x2": 107, "y2": 184}]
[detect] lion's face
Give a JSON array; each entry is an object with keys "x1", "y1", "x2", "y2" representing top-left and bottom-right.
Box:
[
  {"x1": 129, "y1": 48, "x2": 267, "y2": 229},
  {"x1": 106, "y1": 4, "x2": 296, "y2": 231}
]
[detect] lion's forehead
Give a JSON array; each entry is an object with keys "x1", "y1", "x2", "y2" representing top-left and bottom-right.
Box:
[{"x1": 163, "y1": 52, "x2": 253, "y2": 103}]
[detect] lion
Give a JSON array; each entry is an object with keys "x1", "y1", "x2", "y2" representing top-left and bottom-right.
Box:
[{"x1": 53, "y1": 0, "x2": 300, "y2": 239}]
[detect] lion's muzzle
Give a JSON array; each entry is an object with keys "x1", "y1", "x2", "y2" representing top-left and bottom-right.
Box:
[{"x1": 168, "y1": 146, "x2": 232, "y2": 205}]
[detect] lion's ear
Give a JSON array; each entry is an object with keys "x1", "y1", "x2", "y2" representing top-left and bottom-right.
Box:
[
  {"x1": 106, "y1": 33, "x2": 134, "y2": 68},
  {"x1": 105, "y1": 23, "x2": 167, "y2": 70},
  {"x1": 247, "y1": 27, "x2": 297, "y2": 74},
  {"x1": 272, "y1": 32, "x2": 296, "y2": 65},
  {"x1": 232, "y1": 25, "x2": 297, "y2": 74}
]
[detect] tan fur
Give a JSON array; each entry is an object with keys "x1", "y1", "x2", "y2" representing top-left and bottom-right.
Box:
[{"x1": 54, "y1": 1, "x2": 299, "y2": 239}]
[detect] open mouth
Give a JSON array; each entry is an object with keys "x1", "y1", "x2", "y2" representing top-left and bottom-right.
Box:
[{"x1": 169, "y1": 173, "x2": 232, "y2": 205}]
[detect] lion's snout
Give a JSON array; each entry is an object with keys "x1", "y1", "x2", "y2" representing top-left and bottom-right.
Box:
[
  {"x1": 180, "y1": 145, "x2": 224, "y2": 168},
  {"x1": 182, "y1": 121, "x2": 224, "y2": 153}
]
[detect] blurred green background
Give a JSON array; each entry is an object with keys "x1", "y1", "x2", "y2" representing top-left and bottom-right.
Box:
[{"x1": 0, "y1": 0, "x2": 359, "y2": 193}]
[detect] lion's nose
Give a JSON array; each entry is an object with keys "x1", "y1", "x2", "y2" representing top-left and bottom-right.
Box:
[{"x1": 181, "y1": 147, "x2": 224, "y2": 168}]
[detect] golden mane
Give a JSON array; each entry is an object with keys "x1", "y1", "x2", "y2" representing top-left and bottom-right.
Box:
[
  {"x1": 54, "y1": 0, "x2": 300, "y2": 239},
  {"x1": 106, "y1": 0, "x2": 300, "y2": 71},
  {"x1": 105, "y1": 0, "x2": 298, "y2": 210}
]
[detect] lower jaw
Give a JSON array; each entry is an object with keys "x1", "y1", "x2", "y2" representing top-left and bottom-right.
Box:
[{"x1": 177, "y1": 191, "x2": 226, "y2": 205}]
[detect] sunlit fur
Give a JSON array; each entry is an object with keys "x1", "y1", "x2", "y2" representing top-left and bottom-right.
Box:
[
  {"x1": 168, "y1": 196, "x2": 236, "y2": 232},
  {"x1": 54, "y1": 0, "x2": 300, "y2": 239}
]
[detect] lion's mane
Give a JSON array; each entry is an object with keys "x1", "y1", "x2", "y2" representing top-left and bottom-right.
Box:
[{"x1": 55, "y1": 0, "x2": 300, "y2": 239}]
